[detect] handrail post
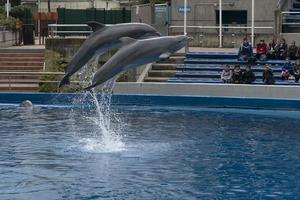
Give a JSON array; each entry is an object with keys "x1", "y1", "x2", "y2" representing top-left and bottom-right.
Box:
[
  {"x1": 251, "y1": 0, "x2": 255, "y2": 46},
  {"x1": 219, "y1": 0, "x2": 222, "y2": 48}
]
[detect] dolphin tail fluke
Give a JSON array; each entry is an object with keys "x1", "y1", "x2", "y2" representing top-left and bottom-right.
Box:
[{"x1": 59, "y1": 75, "x2": 70, "y2": 88}]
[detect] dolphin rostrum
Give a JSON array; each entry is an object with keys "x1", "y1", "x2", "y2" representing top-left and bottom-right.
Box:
[
  {"x1": 84, "y1": 35, "x2": 192, "y2": 90},
  {"x1": 59, "y1": 22, "x2": 161, "y2": 87}
]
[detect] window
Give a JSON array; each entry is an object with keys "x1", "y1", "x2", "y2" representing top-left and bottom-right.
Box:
[{"x1": 216, "y1": 10, "x2": 247, "y2": 25}]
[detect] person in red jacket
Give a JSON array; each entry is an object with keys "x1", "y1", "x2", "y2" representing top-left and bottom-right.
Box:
[{"x1": 256, "y1": 39, "x2": 267, "y2": 61}]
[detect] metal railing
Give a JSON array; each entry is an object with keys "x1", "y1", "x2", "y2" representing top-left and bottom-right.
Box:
[
  {"x1": 0, "y1": 71, "x2": 80, "y2": 91},
  {"x1": 48, "y1": 24, "x2": 93, "y2": 37}
]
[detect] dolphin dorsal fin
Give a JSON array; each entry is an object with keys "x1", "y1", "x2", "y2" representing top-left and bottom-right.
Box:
[
  {"x1": 87, "y1": 21, "x2": 106, "y2": 32},
  {"x1": 119, "y1": 37, "x2": 137, "y2": 45}
]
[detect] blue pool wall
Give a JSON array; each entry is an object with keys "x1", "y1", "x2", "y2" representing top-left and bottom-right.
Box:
[{"x1": 1, "y1": 92, "x2": 300, "y2": 111}]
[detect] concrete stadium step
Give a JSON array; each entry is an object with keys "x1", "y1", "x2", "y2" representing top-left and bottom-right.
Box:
[
  {"x1": 0, "y1": 75, "x2": 42, "y2": 80},
  {"x1": 151, "y1": 64, "x2": 177, "y2": 70},
  {"x1": 0, "y1": 53, "x2": 44, "y2": 58},
  {"x1": 0, "y1": 57, "x2": 44, "y2": 62},
  {"x1": 144, "y1": 77, "x2": 169, "y2": 82},
  {"x1": 0, "y1": 66, "x2": 43, "y2": 71},
  {"x1": 0, "y1": 61, "x2": 43, "y2": 66},
  {"x1": 0, "y1": 83, "x2": 39, "y2": 91},
  {"x1": 148, "y1": 70, "x2": 177, "y2": 77}
]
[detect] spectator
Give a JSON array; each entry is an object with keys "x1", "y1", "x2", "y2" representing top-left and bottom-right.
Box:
[
  {"x1": 256, "y1": 39, "x2": 267, "y2": 61},
  {"x1": 275, "y1": 38, "x2": 288, "y2": 60},
  {"x1": 281, "y1": 57, "x2": 293, "y2": 80},
  {"x1": 263, "y1": 64, "x2": 275, "y2": 85},
  {"x1": 221, "y1": 64, "x2": 232, "y2": 83},
  {"x1": 231, "y1": 65, "x2": 243, "y2": 84},
  {"x1": 267, "y1": 38, "x2": 277, "y2": 59},
  {"x1": 242, "y1": 65, "x2": 256, "y2": 84},
  {"x1": 288, "y1": 41, "x2": 299, "y2": 60},
  {"x1": 294, "y1": 59, "x2": 300, "y2": 83},
  {"x1": 238, "y1": 37, "x2": 254, "y2": 61}
]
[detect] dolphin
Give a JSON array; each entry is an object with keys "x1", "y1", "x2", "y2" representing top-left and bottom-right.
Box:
[
  {"x1": 84, "y1": 35, "x2": 192, "y2": 90},
  {"x1": 59, "y1": 22, "x2": 161, "y2": 87}
]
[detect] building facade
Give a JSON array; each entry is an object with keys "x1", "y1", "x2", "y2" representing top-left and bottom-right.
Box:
[{"x1": 170, "y1": 0, "x2": 281, "y2": 47}]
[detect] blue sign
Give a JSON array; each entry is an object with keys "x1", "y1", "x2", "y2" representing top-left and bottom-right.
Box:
[{"x1": 177, "y1": 6, "x2": 192, "y2": 13}]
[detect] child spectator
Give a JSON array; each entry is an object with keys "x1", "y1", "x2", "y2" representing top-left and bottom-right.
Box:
[
  {"x1": 231, "y1": 65, "x2": 243, "y2": 84},
  {"x1": 256, "y1": 39, "x2": 267, "y2": 61},
  {"x1": 267, "y1": 38, "x2": 276, "y2": 59},
  {"x1": 221, "y1": 64, "x2": 232, "y2": 83},
  {"x1": 275, "y1": 38, "x2": 288, "y2": 60},
  {"x1": 263, "y1": 64, "x2": 275, "y2": 85},
  {"x1": 238, "y1": 37, "x2": 254, "y2": 61},
  {"x1": 281, "y1": 57, "x2": 293, "y2": 80},
  {"x1": 294, "y1": 59, "x2": 300, "y2": 82},
  {"x1": 288, "y1": 41, "x2": 299, "y2": 60},
  {"x1": 242, "y1": 65, "x2": 256, "y2": 84}
]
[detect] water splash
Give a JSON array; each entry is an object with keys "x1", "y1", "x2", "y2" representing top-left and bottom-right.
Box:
[
  {"x1": 81, "y1": 81, "x2": 125, "y2": 153},
  {"x1": 71, "y1": 57, "x2": 125, "y2": 153}
]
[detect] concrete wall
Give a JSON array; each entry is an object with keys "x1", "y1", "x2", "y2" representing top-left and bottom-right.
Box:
[
  {"x1": 170, "y1": 0, "x2": 279, "y2": 47},
  {"x1": 0, "y1": 31, "x2": 17, "y2": 48},
  {"x1": 131, "y1": 4, "x2": 152, "y2": 24},
  {"x1": 114, "y1": 82, "x2": 300, "y2": 100},
  {"x1": 39, "y1": 0, "x2": 120, "y2": 12}
]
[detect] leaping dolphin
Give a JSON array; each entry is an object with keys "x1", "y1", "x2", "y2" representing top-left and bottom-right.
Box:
[
  {"x1": 59, "y1": 22, "x2": 161, "y2": 87},
  {"x1": 84, "y1": 35, "x2": 192, "y2": 90}
]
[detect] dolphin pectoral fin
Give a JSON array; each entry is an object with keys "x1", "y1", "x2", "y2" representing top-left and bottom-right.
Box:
[
  {"x1": 59, "y1": 75, "x2": 70, "y2": 88},
  {"x1": 119, "y1": 37, "x2": 137, "y2": 46},
  {"x1": 159, "y1": 52, "x2": 171, "y2": 60},
  {"x1": 86, "y1": 21, "x2": 106, "y2": 32}
]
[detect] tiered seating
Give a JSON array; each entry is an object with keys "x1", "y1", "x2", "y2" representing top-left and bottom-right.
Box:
[
  {"x1": 282, "y1": 1, "x2": 300, "y2": 33},
  {"x1": 168, "y1": 52, "x2": 300, "y2": 86}
]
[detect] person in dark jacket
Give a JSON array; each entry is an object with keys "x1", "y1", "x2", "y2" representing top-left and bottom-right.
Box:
[
  {"x1": 242, "y1": 64, "x2": 256, "y2": 84},
  {"x1": 281, "y1": 57, "x2": 293, "y2": 80},
  {"x1": 232, "y1": 65, "x2": 243, "y2": 84},
  {"x1": 288, "y1": 40, "x2": 299, "y2": 60},
  {"x1": 294, "y1": 59, "x2": 300, "y2": 82},
  {"x1": 275, "y1": 38, "x2": 288, "y2": 60},
  {"x1": 267, "y1": 38, "x2": 277, "y2": 59},
  {"x1": 256, "y1": 39, "x2": 267, "y2": 61},
  {"x1": 263, "y1": 64, "x2": 275, "y2": 85}
]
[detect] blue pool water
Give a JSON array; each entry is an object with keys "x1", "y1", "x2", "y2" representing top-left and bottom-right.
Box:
[{"x1": 1, "y1": 104, "x2": 300, "y2": 199}]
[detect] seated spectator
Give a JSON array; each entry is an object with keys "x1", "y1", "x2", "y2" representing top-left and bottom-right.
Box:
[
  {"x1": 256, "y1": 39, "x2": 267, "y2": 61},
  {"x1": 294, "y1": 59, "x2": 300, "y2": 83},
  {"x1": 275, "y1": 38, "x2": 288, "y2": 60},
  {"x1": 281, "y1": 57, "x2": 293, "y2": 80},
  {"x1": 288, "y1": 41, "x2": 299, "y2": 60},
  {"x1": 242, "y1": 65, "x2": 256, "y2": 84},
  {"x1": 221, "y1": 64, "x2": 232, "y2": 83},
  {"x1": 263, "y1": 64, "x2": 275, "y2": 85},
  {"x1": 231, "y1": 65, "x2": 243, "y2": 84},
  {"x1": 267, "y1": 38, "x2": 277, "y2": 59},
  {"x1": 238, "y1": 37, "x2": 254, "y2": 61}
]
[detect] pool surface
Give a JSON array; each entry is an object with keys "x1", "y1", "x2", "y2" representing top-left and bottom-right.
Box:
[{"x1": 1, "y1": 104, "x2": 300, "y2": 199}]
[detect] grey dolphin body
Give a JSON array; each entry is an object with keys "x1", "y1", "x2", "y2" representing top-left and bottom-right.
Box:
[
  {"x1": 84, "y1": 35, "x2": 192, "y2": 90},
  {"x1": 59, "y1": 22, "x2": 161, "y2": 87}
]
